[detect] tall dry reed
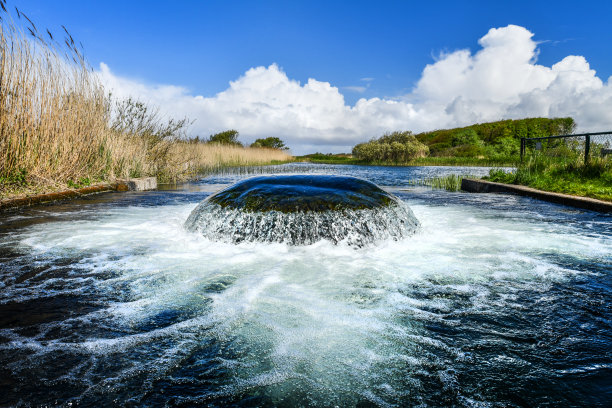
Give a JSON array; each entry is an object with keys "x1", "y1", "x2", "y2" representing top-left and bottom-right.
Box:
[
  {"x1": 0, "y1": 9, "x2": 112, "y2": 187},
  {"x1": 0, "y1": 4, "x2": 291, "y2": 196}
]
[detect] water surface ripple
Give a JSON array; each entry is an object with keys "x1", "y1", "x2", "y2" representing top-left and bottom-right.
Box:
[{"x1": 0, "y1": 164, "x2": 610, "y2": 407}]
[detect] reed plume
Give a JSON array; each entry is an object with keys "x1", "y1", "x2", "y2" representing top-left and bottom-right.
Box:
[{"x1": 0, "y1": 3, "x2": 291, "y2": 197}]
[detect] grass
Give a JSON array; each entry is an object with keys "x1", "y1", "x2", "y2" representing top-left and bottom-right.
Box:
[
  {"x1": 406, "y1": 156, "x2": 516, "y2": 167},
  {"x1": 297, "y1": 154, "x2": 516, "y2": 167},
  {"x1": 406, "y1": 174, "x2": 471, "y2": 192},
  {"x1": 0, "y1": 8, "x2": 291, "y2": 200},
  {"x1": 296, "y1": 153, "x2": 364, "y2": 165},
  {"x1": 485, "y1": 156, "x2": 612, "y2": 201}
]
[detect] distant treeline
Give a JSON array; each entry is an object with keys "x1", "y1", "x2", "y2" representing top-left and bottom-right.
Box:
[
  {"x1": 188, "y1": 130, "x2": 288, "y2": 150},
  {"x1": 352, "y1": 117, "x2": 576, "y2": 163}
]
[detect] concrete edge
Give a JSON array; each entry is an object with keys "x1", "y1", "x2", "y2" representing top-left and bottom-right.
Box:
[
  {"x1": 461, "y1": 178, "x2": 612, "y2": 213},
  {"x1": 0, "y1": 177, "x2": 158, "y2": 212}
]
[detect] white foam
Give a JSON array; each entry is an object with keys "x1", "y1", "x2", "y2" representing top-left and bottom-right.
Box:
[{"x1": 2, "y1": 196, "x2": 610, "y2": 404}]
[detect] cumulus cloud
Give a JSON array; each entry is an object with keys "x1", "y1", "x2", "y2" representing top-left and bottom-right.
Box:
[{"x1": 97, "y1": 24, "x2": 612, "y2": 154}]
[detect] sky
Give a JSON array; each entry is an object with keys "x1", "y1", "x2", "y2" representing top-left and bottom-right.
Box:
[{"x1": 11, "y1": 0, "x2": 612, "y2": 154}]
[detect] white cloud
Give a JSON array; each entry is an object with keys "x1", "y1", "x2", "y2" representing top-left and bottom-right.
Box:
[
  {"x1": 343, "y1": 86, "x2": 367, "y2": 93},
  {"x1": 97, "y1": 25, "x2": 612, "y2": 154}
]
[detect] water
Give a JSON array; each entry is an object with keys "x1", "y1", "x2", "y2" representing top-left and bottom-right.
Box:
[
  {"x1": 185, "y1": 175, "x2": 420, "y2": 246},
  {"x1": 0, "y1": 163, "x2": 610, "y2": 407}
]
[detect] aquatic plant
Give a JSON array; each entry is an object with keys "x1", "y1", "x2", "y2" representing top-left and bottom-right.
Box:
[{"x1": 408, "y1": 174, "x2": 469, "y2": 192}]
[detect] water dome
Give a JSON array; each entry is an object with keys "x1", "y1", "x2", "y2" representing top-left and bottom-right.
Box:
[{"x1": 185, "y1": 175, "x2": 419, "y2": 246}]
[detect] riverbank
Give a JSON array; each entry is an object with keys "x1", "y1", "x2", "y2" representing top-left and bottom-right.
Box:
[
  {"x1": 462, "y1": 178, "x2": 612, "y2": 212},
  {"x1": 484, "y1": 159, "x2": 612, "y2": 202},
  {"x1": 0, "y1": 153, "x2": 293, "y2": 205},
  {"x1": 296, "y1": 154, "x2": 515, "y2": 167},
  {"x1": 0, "y1": 178, "x2": 159, "y2": 211}
]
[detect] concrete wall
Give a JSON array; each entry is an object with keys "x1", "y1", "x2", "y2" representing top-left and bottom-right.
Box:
[{"x1": 461, "y1": 178, "x2": 612, "y2": 213}]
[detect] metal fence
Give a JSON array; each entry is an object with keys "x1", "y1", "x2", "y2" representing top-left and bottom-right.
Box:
[{"x1": 520, "y1": 131, "x2": 612, "y2": 165}]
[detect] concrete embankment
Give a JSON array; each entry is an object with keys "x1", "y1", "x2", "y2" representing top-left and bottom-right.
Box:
[
  {"x1": 0, "y1": 177, "x2": 157, "y2": 212},
  {"x1": 461, "y1": 178, "x2": 612, "y2": 213}
]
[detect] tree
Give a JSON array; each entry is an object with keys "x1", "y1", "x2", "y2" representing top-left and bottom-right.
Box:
[
  {"x1": 451, "y1": 129, "x2": 482, "y2": 147},
  {"x1": 250, "y1": 137, "x2": 288, "y2": 150},
  {"x1": 208, "y1": 129, "x2": 242, "y2": 146},
  {"x1": 352, "y1": 131, "x2": 429, "y2": 162}
]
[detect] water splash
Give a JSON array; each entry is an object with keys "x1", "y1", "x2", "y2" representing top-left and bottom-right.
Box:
[
  {"x1": 0, "y1": 164, "x2": 610, "y2": 407},
  {"x1": 185, "y1": 202, "x2": 419, "y2": 246},
  {"x1": 185, "y1": 175, "x2": 420, "y2": 246}
]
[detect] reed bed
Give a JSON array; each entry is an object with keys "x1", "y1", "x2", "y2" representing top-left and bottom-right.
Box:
[
  {"x1": 0, "y1": 4, "x2": 291, "y2": 198},
  {"x1": 408, "y1": 174, "x2": 471, "y2": 191},
  {"x1": 163, "y1": 143, "x2": 293, "y2": 181}
]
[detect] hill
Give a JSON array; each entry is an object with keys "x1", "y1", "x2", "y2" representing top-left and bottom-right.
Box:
[{"x1": 351, "y1": 117, "x2": 576, "y2": 164}]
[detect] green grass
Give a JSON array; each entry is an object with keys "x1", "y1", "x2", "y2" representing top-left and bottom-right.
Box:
[
  {"x1": 296, "y1": 154, "x2": 516, "y2": 167},
  {"x1": 485, "y1": 156, "x2": 612, "y2": 201},
  {"x1": 407, "y1": 156, "x2": 516, "y2": 167},
  {"x1": 295, "y1": 154, "x2": 365, "y2": 165},
  {"x1": 67, "y1": 177, "x2": 93, "y2": 189},
  {"x1": 408, "y1": 174, "x2": 469, "y2": 191}
]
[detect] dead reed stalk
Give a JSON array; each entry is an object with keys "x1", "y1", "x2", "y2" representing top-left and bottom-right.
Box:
[{"x1": 0, "y1": 5, "x2": 292, "y2": 197}]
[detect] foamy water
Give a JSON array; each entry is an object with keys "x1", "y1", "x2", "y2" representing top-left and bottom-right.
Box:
[{"x1": 0, "y1": 164, "x2": 610, "y2": 406}]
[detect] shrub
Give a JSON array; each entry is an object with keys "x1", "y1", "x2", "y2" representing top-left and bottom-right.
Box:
[{"x1": 352, "y1": 131, "x2": 429, "y2": 162}]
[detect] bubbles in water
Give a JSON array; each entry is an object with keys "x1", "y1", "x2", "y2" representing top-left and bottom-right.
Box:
[{"x1": 0, "y1": 164, "x2": 610, "y2": 406}]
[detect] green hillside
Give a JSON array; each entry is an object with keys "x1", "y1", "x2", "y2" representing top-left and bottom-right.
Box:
[
  {"x1": 414, "y1": 117, "x2": 576, "y2": 159},
  {"x1": 351, "y1": 117, "x2": 576, "y2": 164}
]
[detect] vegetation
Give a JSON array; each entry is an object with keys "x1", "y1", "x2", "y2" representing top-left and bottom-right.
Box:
[
  {"x1": 207, "y1": 130, "x2": 242, "y2": 146},
  {"x1": 352, "y1": 131, "x2": 429, "y2": 163},
  {"x1": 250, "y1": 137, "x2": 288, "y2": 150},
  {"x1": 415, "y1": 117, "x2": 575, "y2": 160},
  {"x1": 0, "y1": 6, "x2": 291, "y2": 199},
  {"x1": 350, "y1": 118, "x2": 576, "y2": 165},
  {"x1": 409, "y1": 174, "x2": 468, "y2": 192},
  {"x1": 486, "y1": 156, "x2": 612, "y2": 201},
  {"x1": 296, "y1": 153, "x2": 363, "y2": 164},
  {"x1": 297, "y1": 153, "x2": 516, "y2": 167}
]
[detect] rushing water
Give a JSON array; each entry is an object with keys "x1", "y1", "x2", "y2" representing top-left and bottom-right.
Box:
[
  {"x1": 0, "y1": 163, "x2": 610, "y2": 407},
  {"x1": 185, "y1": 175, "x2": 420, "y2": 246}
]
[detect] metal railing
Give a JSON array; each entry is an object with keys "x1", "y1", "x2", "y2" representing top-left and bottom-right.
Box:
[{"x1": 520, "y1": 131, "x2": 612, "y2": 165}]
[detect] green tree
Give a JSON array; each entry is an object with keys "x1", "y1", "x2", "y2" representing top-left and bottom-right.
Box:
[
  {"x1": 451, "y1": 129, "x2": 482, "y2": 147},
  {"x1": 352, "y1": 131, "x2": 429, "y2": 162},
  {"x1": 250, "y1": 137, "x2": 288, "y2": 150},
  {"x1": 208, "y1": 129, "x2": 242, "y2": 146}
]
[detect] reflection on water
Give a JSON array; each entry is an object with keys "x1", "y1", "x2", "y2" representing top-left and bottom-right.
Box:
[{"x1": 0, "y1": 163, "x2": 610, "y2": 407}]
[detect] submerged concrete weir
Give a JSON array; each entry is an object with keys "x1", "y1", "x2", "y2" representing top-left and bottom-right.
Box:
[{"x1": 185, "y1": 175, "x2": 419, "y2": 246}]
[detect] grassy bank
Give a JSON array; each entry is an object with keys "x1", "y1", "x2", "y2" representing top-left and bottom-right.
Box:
[
  {"x1": 296, "y1": 154, "x2": 364, "y2": 165},
  {"x1": 0, "y1": 7, "x2": 291, "y2": 200},
  {"x1": 297, "y1": 154, "x2": 514, "y2": 167},
  {"x1": 485, "y1": 157, "x2": 612, "y2": 202}
]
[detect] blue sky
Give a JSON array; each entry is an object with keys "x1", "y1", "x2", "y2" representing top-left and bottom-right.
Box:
[{"x1": 10, "y1": 0, "x2": 612, "y2": 153}]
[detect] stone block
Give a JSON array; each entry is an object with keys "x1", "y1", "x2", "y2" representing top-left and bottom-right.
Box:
[{"x1": 116, "y1": 177, "x2": 157, "y2": 191}]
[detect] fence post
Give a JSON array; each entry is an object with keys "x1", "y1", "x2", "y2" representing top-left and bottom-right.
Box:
[
  {"x1": 520, "y1": 138, "x2": 525, "y2": 162},
  {"x1": 584, "y1": 135, "x2": 591, "y2": 165}
]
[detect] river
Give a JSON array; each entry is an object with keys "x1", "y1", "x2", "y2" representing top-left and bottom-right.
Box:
[{"x1": 0, "y1": 163, "x2": 610, "y2": 407}]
